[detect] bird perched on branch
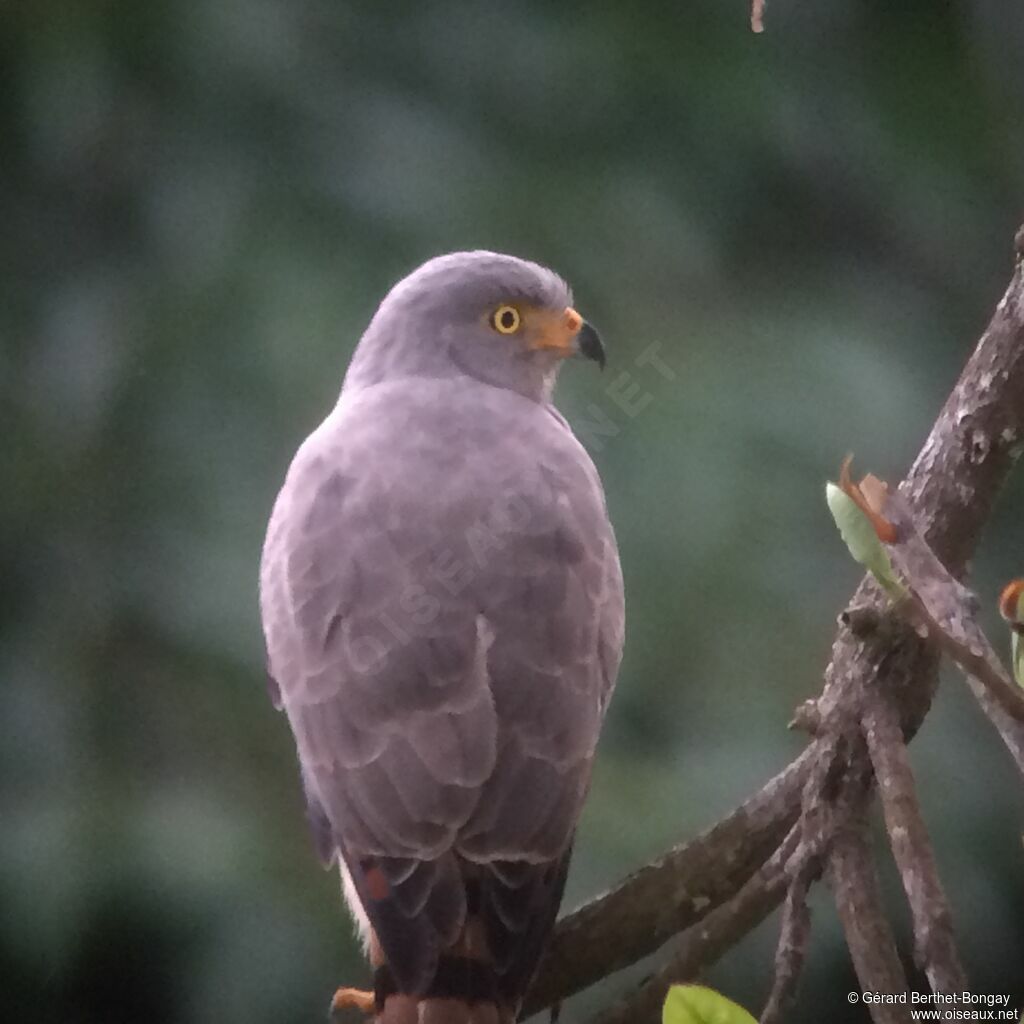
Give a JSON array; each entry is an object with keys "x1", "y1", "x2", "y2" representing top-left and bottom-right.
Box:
[{"x1": 260, "y1": 251, "x2": 625, "y2": 1024}]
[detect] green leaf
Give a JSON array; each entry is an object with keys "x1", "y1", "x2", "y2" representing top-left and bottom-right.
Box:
[
  {"x1": 663, "y1": 984, "x2": 758, "y2": 1024},
  {"x1": 825, "y1": 482, "x2": 907, "y2": 599}
]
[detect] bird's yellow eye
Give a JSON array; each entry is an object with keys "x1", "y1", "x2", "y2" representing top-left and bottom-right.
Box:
[{"x1": 490, "y1": 305, "x2": 521, "y2": 334}]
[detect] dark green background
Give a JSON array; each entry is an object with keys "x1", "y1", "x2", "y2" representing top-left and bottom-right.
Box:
[{"x1": 2, "y1": 2, "x2": 1022, "y2": 1021}]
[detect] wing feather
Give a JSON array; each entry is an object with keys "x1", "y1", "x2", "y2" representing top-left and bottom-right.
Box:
[{"x1": 260, "y1": 381, "x2": 624, "y2": 1004}]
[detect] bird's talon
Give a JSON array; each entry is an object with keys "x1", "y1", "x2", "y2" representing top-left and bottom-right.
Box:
[{"x1": 330, "y1": 987, "x2": 375, "y2": 1020}]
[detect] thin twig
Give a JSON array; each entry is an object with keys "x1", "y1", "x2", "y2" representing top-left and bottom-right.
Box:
[
  {"x1": 585, "y1": 826, "x2": 802, "y2": 1024},
  {"x1": 759, "y1": 850, "x2": 815, "y2": 1024},
  {"x1": 759, "y1": 721, "x2": 867, "y2": 1024},
  {"x1": 862, "y1": 483, "x2": 1024, "y2": 771},
  {"x1": 828, "y1": 803, "x2": 910, "y2": 1023},
  {"x1": 861, "y1": 696, "x2": 968, "y2": 993},
  {"x1": 525, "y1": 750, "x2": 810, "y2": 1015},
  {"x1": 904, "y1": 592, "x2": 1024, "y2": 722},
  {"x1": 900, "y1": 590, "x2": 1024, "y2": 773},
  {"x1": 880, "y1": 489, "x2": 1024, "y2": 739}
]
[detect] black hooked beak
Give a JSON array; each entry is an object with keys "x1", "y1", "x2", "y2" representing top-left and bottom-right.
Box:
[{"x1": 577, "y1": 321, "x2": 606, "y2": 370}]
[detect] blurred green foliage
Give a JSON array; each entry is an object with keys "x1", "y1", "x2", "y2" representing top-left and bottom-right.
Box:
[{"x1": 2, "y1": 2, "x2": 1023, "y2": 1022}]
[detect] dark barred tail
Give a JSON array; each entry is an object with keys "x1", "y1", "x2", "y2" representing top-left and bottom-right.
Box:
[
  {"x1": 375, "y1": 959, "x2": 514, "y2": 1024},
  {"x1": 345, "y1": 847, "x2": 575, "y2": 1024}
]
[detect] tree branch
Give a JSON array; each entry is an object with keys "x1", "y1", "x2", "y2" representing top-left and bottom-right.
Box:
[
  {"x1": 523, "y1": 750, "x2": 810, "y2": 1016},
  {"x1": 876, "y1": 488, "x2": 1024, "y2": 772},
  {"x1": 827, "y1": 800, "x2": 910, "y2": 1023},
  {"x1": 758, "y1": 843, "x2": 815, "y2": 1024},
  {"x1": 862, "y1": 696, "x2": 968, "y2": 994},
  {"x1": 526, "y1": 231, "x2": 1024, "y2": 1020},
  {"x1": 585, "y1": 825, "x2": 802, "y2": 1024}
]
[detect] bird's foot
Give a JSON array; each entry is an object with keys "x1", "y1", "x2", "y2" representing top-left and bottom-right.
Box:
[{"x1": 329, "y1": 987, "x2": 375, "y2": 1020}]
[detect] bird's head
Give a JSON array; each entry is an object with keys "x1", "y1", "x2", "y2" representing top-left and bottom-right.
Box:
[{"x1": 343, "y1": 251, "x2": 605, "y2": 401}]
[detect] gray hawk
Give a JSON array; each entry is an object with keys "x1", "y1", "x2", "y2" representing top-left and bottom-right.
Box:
[{"x1": 260, "y1": 251, "x2": 625, "y2": 1024}]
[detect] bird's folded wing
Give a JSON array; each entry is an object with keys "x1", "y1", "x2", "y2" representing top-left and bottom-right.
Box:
[{"x1": 259, "y1": 408, "x2": 624, "y2": 996}]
